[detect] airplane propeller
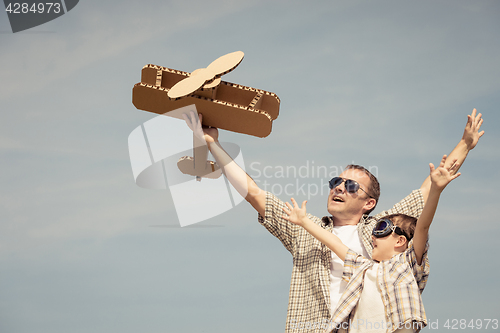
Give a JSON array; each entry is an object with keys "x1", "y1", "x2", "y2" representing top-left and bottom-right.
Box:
[{"x1": 167, "y1": 51, "x2": 244, "y2": 99}]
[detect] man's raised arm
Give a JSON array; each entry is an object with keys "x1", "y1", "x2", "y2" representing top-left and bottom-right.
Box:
[
  {"x1": 183, "y1": 111, "x2": 266, "y2": 216},
  {"x1": 420, "y1": 109, "x2": 484, "y2": 202}
]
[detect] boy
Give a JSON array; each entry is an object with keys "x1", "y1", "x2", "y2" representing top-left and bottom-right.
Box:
[{"x1": 282, "y1": 155, "x2": 460, "y2": 333}]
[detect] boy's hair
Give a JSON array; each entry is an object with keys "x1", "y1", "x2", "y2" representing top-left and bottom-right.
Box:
[
  {"x1": 385, "y1": 213, "x2": 417, "y2": 245},
  {"x1": 345, "y1": 164, "x2": 380, "y2": 214}
]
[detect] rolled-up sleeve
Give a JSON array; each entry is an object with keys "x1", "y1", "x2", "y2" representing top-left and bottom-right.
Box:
[
  {"x1": 258, "y1": 192, "x2": 300, "y2": 254},
  {"x1": 373, "y1": 189, "x2": 425, "y2": 221},
  {"x1": 405, "y1": 240, "x2": 430, "y2": 293},
  {"x1": 342, "y1": 249, "x2": 369, "y2": 283}
]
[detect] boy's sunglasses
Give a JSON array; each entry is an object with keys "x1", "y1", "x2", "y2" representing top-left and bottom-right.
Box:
[
  {"x1": 329, "y1": 177, "x2": 373, "y2": 198},
  {"x1": 372, "y1": 218, "x2": 411, "y2": 240}
]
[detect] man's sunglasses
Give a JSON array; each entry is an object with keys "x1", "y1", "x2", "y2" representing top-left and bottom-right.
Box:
[
  {"x1": 372, "y1": 218, "x2": 411, "y2": 240},
  {"x1": 328, "y1": 177, "x2": 373, "y2": 198}
]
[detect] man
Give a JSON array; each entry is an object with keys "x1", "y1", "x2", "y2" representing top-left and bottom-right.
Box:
[{"x1": 183, "y1": 109, "x2": 484, "y2": 332}]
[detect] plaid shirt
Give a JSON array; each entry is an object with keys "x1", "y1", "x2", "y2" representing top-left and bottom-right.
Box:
[
  {"x1": 330, "y1": 242, "x2": 429, "y2": 333},
  {"x1": 258, "y1": 189, "x2": 424, "y2": 333}
]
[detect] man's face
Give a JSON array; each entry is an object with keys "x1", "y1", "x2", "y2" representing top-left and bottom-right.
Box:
[{"x1": 327, "y1": 169, "x2": 374, "y2": 219}]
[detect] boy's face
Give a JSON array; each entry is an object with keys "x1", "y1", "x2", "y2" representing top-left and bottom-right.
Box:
[{"x1": 371, "y1": 234, "x2": 401, "y2": 261}]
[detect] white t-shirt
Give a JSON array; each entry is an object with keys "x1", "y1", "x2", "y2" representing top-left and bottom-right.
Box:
[
  {"x1": 329, "y1": 225, "x2": 369, "y2": 310},
  {"x1": 350, "y1": 263, "x2": 386, "y2": 332}
]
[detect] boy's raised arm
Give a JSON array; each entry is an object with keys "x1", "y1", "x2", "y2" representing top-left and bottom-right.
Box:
[
  {"x1": 282, "y1": 198, "x2": 349, "y2": 261},
  {"x1": 413, "y1": 155, "x2": 461, "y2": 265}
]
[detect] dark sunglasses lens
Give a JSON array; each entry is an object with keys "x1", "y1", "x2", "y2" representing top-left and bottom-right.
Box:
[
  {"x1": 344, "y1": 180, "x2": 359, "y2": 193},
  {"x1": 329, "y1": 177, "x2": 343, "y2": 189},
  {"x1": 375, "y1": 220, "x2": 389, "y2": 232}
]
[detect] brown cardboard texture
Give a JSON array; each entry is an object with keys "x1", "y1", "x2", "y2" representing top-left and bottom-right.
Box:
[
  {"x1": 177, "y1": 132, "x2": 222, "y2": 180},
  {"x1": 132, "y1": 51, "x2": 280, "y2": 138}
]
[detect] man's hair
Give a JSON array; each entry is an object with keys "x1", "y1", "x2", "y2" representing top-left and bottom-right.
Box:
[
  {"x1": 345, "y1": 164, "x2": 380, "y2": 214},
  {"x1": 385, "y1": 213, "x2": 418, "y2": 243}
]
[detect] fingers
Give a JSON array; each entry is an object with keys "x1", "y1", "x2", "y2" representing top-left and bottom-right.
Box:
[
  {"x1": 476, "y1": 116, "x2": 484, "y2": 137},
  {"x1": 449, "y1": 160, "x2": 460, "y2": 173},
  {"x1": 282, "y1": 198, "x2": 307, "y2": 216},
  {"x1": 474, "y1": 113, "x2": 483, "y2": 132},
  {"x1": 182, "y1": 113, "x2": 192, "y2": 129},
  {"x1": 429, "y1": 163, "x2": 435, "y2": 174},
  {"x1": 451, "y1": 172, "x2": 461, "y2": 181},
  {"x1": 471, "y1": 109, "x2": 483, "y2": 127},
  {"x1": 439, "y1": 155, "x2": 447, "y2": 168},
  {"x1": 282, "y1": 203, "x2": 292, "y2": 220},
  {"x1": 475, "y1": 112, "x2": 482, "y2": 124},
  {"x1": 467, "y1": 109, "x2": 484, "y2": 130},
  {"x1": 282, "y1": 198, "x2": 305, "y2": 222},
  {"x1": 473, "y1": 112, "x2": 485, "y2": 146},
  {"x1": 192, "y1": 111, "x2": 200, "y2": 127},
  {"x1": 283, "y1": 200, "x2": 296, "y2": 215},
  {"x1": 291, "y1": 198, "x2": 307, "y2": 209},
  {"x1": 182, "y1": 111, "x2": 199, "y2": 130},
  {"x1": 186, "y1": 111, "x2": 201, "y2": 127}
]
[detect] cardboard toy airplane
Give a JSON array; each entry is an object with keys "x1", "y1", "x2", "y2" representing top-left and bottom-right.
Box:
[
  {"x1": 132, "y1": 51, "x2": 280, "y2": 180},
  {"x1": 132, "y1": 51, "x2": 280, "y2": 137}
]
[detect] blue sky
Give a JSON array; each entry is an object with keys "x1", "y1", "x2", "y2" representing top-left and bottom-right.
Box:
[{"x1": 1, "y1": 1, "x2": 499, "y2": 332}]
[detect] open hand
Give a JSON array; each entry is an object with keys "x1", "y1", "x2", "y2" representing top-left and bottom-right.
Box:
[
  {"x1": 282, "y1": 198, "x2": 308, "y2": 226},
  {"x1": 429, "y1": 155, "x2": 461, "y2": 191},
  {"x1": 462, "y1": 108, "x2": 485, "y2": 150},
  {"x1": 182, "y1": 111, "x2": 219, "y2": 143}
]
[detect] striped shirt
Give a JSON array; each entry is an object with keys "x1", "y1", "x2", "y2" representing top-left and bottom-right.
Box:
[
  {"x1": 258, "y1": 189, "x2": 424, "y2": 333},
  {"x1": 330, "y1": 242, "x2": 430, "y2": 333}
]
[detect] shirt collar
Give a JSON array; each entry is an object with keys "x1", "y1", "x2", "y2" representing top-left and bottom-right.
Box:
[{"x1": 322, "y1": 214, "x2": 370, "y2": 227}]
